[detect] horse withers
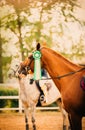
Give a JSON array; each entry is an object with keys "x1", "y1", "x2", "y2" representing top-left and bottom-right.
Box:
[{"x1": 19, "y1": 43, "x2": 85, "y2": 130}]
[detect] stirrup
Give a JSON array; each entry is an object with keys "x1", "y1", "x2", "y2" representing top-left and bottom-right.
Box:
[
  {"x1": 40, "y1": 95, "x2": 48, "y2": 104},
  {"x1": 40, "y1": 95, "x2": 45, "y2": 102}
]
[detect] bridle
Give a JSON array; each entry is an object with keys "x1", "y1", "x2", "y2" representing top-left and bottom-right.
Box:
[
  {"x1": 26, "y1": 55, "x2": 34, "y2": 72},
  {"x1": 26, "y1": 48, "x2": 42, "y2": 72},
  {"x1": 19, "y1": 55, "x2": 34, "y2": 75}
]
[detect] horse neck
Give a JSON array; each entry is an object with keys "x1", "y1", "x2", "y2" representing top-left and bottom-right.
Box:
[{"x1": 41, "y1": 48, "x2": 81, "y2": 91}]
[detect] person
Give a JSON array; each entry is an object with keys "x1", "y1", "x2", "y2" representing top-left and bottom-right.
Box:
[
  {"x1": 29, "y1": 69, "x2": 48, "y2": 103},
  {"x1": 39, "y1": 69, "x2": 48, "y2": 103}
]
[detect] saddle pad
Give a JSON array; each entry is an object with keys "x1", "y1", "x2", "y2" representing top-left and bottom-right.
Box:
[
  {"x1": 80, "y1": 76, "x2": 85, "y2": 91},
  {"x1": 39, "y1": 79, "x2": 61, "y2": 106}
]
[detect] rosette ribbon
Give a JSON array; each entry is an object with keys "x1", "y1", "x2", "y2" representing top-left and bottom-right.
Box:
[{"x1": 33, "y1": 51, "x2": 42, "y2": 80}]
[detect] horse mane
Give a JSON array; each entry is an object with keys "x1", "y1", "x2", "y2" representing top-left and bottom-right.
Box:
[{"x1": 41, "y1": 46, "x2": 81, "y2": 69}]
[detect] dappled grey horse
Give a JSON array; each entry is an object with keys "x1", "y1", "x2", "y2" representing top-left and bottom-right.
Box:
[
  {"x1": 9, "y1": 66, "x2": 69, "y2": 130},
  {"x1": 19, "y1": 74, "x2": 68, "y2": 130},
  {"x1": 19, "y1": 74, "x2": 40, "y2": 130}
]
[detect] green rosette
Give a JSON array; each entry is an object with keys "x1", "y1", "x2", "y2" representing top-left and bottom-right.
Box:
[{"x1": 33, "y1": 51, "x2": 42, "y2": 80}]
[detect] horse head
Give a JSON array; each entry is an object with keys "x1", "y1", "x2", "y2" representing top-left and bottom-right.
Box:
[{"x1": 18, "y1": 43, "x2": 42, "y2": 74}]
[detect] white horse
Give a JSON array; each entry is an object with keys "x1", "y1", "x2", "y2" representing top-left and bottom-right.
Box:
[
  {"x1": 18, "y1": 72, "x2": 68, "y2": 130},
  {"x1": 9, "y1": 67, "x2": 68, "y2": 130},
  {"x1": 19, "y1": 74, "x2": 39, "y2": 130}
]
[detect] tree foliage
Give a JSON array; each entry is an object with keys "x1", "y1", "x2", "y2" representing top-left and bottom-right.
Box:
[{"x1": 0, "y1": 0, "x2": 85, "y2": 82}]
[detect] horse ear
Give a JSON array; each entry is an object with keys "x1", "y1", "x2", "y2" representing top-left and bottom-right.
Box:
[{"x1": 36, "y1": 43, "x2": 40, "y2": 50}]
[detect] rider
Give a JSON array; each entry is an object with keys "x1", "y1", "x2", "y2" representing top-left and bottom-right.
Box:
[
  {"x1": 39, "y1": 69, "x2": 48, "y2": 103},
  {"x1": 29, "y1": 69, "x2": 48, "y2": 103},
  {"x1": 18, "y1": 65, "x2": 48, "y2": 103}
]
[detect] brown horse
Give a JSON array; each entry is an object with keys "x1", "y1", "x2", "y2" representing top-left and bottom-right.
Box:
[{"x1": 19, "y1": 43, "x2": 85, "y2": 130}]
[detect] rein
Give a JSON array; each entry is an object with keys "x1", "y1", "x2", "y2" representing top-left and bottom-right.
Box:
[
  {"x1": 27, "y1": 56, "x2": 85, "y2": 80},
  {"x1": 40, "y1": 67, "x2": 85, "y2": 80}
]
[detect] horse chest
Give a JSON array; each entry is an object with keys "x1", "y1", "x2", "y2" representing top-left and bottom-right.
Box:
[{"x1": 19, "y1": 77, "x2": 40, "y2": 108}]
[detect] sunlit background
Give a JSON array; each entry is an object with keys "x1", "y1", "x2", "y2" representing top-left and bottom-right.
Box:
[{"x1": 0, "y1": 0, "x2": 85, "y2": 83}]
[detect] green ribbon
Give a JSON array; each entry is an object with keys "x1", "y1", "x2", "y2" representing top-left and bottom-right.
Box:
[{"x1": 33, "y1": 51, "x2": 42, "y2": 80}]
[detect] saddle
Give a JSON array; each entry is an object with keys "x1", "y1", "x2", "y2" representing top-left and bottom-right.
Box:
[{"x1": 80, "y1": 76, "x2": 85, "y2": 91}]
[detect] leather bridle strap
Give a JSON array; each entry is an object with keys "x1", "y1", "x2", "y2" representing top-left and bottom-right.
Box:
[
  {"x1": 40, "y1": 67, "x2": 85, "y2": 80},
  {"x1": 26, "y1": 56, "x2": 34, "y2": 71}
]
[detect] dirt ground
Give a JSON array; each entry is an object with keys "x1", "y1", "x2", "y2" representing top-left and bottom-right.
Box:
[{"x1": 0, "y1": 111, "x2": 85, "y2": 130}]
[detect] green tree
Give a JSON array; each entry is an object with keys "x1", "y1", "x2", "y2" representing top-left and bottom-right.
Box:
[
  {"x1": 0, "y1": 3, "x2": 12, "y2": 83},
  {"x1": 0, "y1": 0, "x2": 85, "y2": 83},
  {"x1": 0, "y1": 20, "x2": 3, "y2": 83}
]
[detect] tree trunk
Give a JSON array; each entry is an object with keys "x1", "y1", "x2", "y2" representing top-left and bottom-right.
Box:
[
  {"x1": 17, "y1": 14, "x2": 25, "y2": 61},
  {"x1": 0, "y1": 20, "x2": 3, "y2": 83}
]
